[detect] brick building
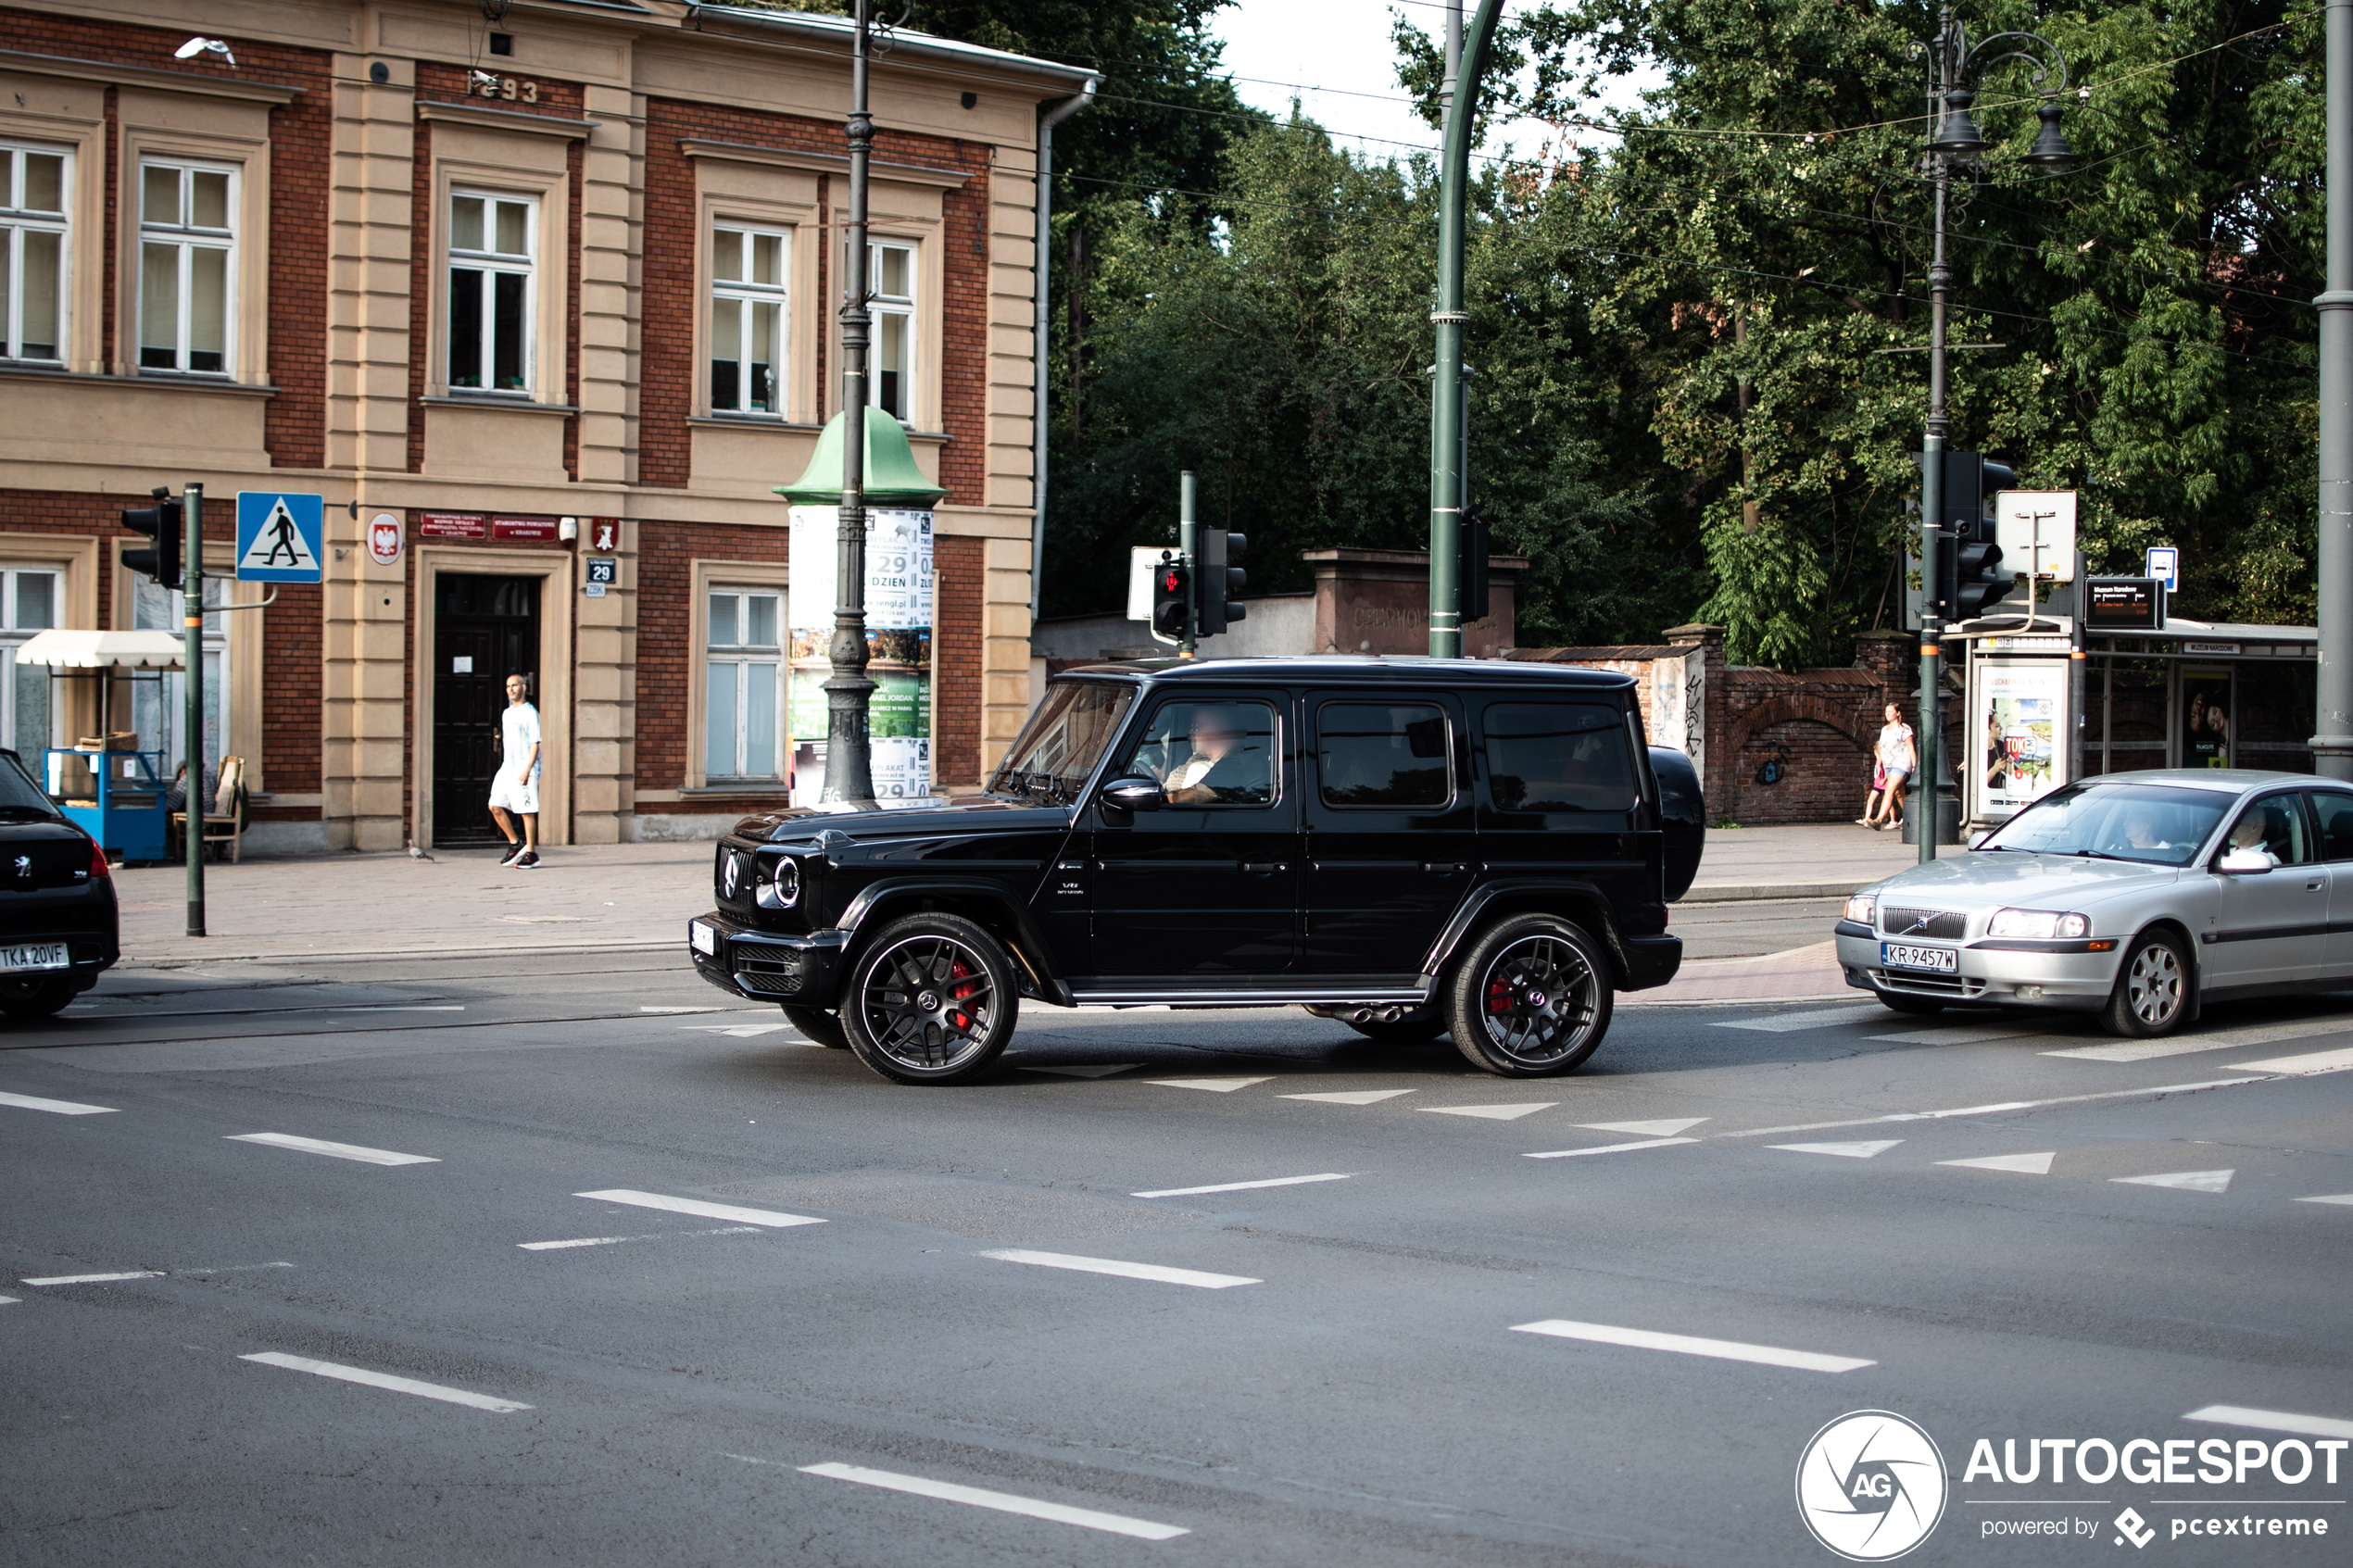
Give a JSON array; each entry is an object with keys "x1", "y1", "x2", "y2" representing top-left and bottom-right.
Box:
[{"x1": 0, "y1": 1, "x2": 1086, "y2": 850}]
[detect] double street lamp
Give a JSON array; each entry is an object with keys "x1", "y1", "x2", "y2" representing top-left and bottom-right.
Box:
[{"x1": 1912, "y1": 7, "x2": 2075, "y2": 861}]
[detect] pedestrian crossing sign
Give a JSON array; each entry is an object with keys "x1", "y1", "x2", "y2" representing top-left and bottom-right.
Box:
[{"x1": 235, "y1": 491, "x2": 324, "y2": 583}]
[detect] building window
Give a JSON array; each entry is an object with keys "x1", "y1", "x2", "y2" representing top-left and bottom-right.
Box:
[
  {"x1": 706, "y1": 588, "x2": 783, "y2": 781},
  {"x1": 1, "y1": 144, "x2": 69, "y2": 363},
  {"x1": 448, "y1": 190, "x2": 535, "y2": 394},
  {"x1": 711, "y1": 224, "x2": 787, "y2": 416},
  {"x1": 0, "y1": 567, "x2": 60, "y2": 758},
  {"x1": 132, "y1": 575, "x2": 226, "y2": 782},
  {"x1": 138, "y1": 159, "x2": 234, "y2": 373},
  {"x1": 867, "y1": 240, "x2": 914, "y2": 421}
]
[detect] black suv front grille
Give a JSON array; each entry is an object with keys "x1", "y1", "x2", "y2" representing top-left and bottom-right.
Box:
[{"x1": 1880, "y1": 907, "x2": 1966, "y2": 940}]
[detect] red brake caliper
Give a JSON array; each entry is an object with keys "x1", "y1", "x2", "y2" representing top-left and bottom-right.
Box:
[
  {"x1": 946, "y1": 958, "x2": 976, "y2": 1031},
  {"x1": 1487, "y1": 974, "x2": 1512, "y2": 1015}
]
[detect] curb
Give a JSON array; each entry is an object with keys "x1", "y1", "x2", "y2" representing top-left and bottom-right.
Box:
[
  {"x1": 1678, "y1": 881, "x2": 1877, "y2": 903},
  {"x1": 117, "y1": 937, "x2": 681, "y2": 970}
]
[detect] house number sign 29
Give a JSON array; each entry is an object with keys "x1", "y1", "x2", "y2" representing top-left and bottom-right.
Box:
[{"x1": 473, "y1": 75, "x2": 541, "y2": 105}]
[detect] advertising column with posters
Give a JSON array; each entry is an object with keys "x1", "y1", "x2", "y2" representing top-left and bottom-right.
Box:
[
  {"x1": 785, "y1": 507, "x2": 935, "y2": 806},
  {"x1": 1971, "y1": 659, "x2": 2070, "y2": 821}
]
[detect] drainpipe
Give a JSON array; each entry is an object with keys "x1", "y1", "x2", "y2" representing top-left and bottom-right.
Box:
[{"x1": 1031, "y1": 77, "x2": 1098, "y2": 623}]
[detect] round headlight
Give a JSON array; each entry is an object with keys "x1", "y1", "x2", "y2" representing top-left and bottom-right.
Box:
[{"x1": 773, "y1": 856, "x2": 800, "y2": 908}]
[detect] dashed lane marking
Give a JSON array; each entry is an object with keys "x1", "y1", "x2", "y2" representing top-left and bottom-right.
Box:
[
  {"x1": 1770, "y1": 1139, "x2": 1904, "y2": 1159},
  {"x1": 1720, "y1": 1076, "x2": 2271, "y2": 1140},
  {"x1": 1421, "y1": 1102, "x2": 1554, "y2": 1121},
  {"x1": 1022, "y1": 1064, "x2": 1143, "y2": 1078},
  {"x1": 0, "y1": 1296, "x2": 15, "y2": 1306},
  {"x1": 1281, "y1": 1089, "x2": 1415, "y2": 1106},
  {"x1": 1938, "y1": 1151, "x2": 2057, "y2": 1175},
  {"x1": 793, "y1": 1461, "x2": 1189, "y2": 1541},
  {"x1": 2296, "y1": 1194, "x2": 2353, "y2": 1207},
  {"x1": 22, "y1": 1271, "x2": 163, "y2": 1286},
  {"x1": 520, "y1": 1226, "x2": 760, "y2": 1250},
  {"x1": 227, "y1": 1133, "x2": 440, "y2": 1166},
  {"x1": 1524, "y1": 1136, "x2": 1700, "y2": 1160},
  {"x1": 1510, "y1": 1318, "x2": 1875, "y2": 1374},
  {"x1": 1146, "y1": 1077, "x2": 1271, "y2": 1093},
  {"x1": 0, "y1": 1090, "x2": 118, "y2": 1116},
  {"x1": 1868, "y1": 1024, "x2": 2054, "y2": 1045},
  {"x1": 2184, "y1": 1406, "x2": 2353, "y2": 1442},
  {"x1": 239, "y1": 1352, "x2": 531, "y2": 1412},
  {"x1": 574, "y1": 1190, "x2": 825, "y2": 1228},
  {"x1": 978, "y1": 1249, "x2": 1260, "y2": 1289},
  {"x1": 1579, "y1": 1118, "x2": 1708, "y2": 1137},
  {"x1": 640, "y1": 1006, "x2": 731, "y2": 1013},
  {"x1": 681, "y1": 1022, "x2": 795, "y2": 1038},
  {"x1": 2237, "y1": 1045, "x2": 2353, "y2": 1076},
  {"x1": 2044, "y1": 1017, "x2": 2353, "y2": 1063},
  {"x1": 2113, "y1": 1169, "x2": 2233, "y2": 1193},
  {"x1": 1711, "y1": 1004, "x2": 1881, "y2": 1033},
  {"x1": 1130, "y1": 1173, "x2": 1352, "y2": 1198}
]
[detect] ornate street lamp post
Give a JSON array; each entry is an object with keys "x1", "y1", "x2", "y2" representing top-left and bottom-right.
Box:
[
  {"x1": 824, "y1": 0, "x2": 877, "y2": 804},
  {"x1": 1913, "y1": 7, "x2": 2074, "y2": 861}
]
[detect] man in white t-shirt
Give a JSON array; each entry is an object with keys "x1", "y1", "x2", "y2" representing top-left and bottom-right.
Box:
[{"x1": 490, "y1": 673, "x2": 544, "y2": 869}]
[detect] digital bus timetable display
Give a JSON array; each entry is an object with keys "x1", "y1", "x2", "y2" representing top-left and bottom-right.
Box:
[{"x1": 2084, "y1": 577, "x2": 2165, "y2": 632}]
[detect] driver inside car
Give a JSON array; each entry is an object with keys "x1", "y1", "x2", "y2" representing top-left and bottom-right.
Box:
[{"x1": 1163, "y1": 706, "x2": 1272, "y2": 805}]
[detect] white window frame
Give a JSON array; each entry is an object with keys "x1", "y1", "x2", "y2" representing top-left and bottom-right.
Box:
[
  {"x1": 710, "y1": 223, "x2": 791, "y2": 418},
  {"x1": 135, "y1": 157, "x2": 237, "y2": 375},
  {"x1": 863, "y1": 238, "x2": 916, "y2": 423},
  {"x1": 705, "y1": 586, "x2": 786, "y2": 782},
  {"x1": 0, "y1": 565, "x2": 64, "y2": 759},
  {"x1": 447, "y1": 187, "x2": 538, "y2": 395},
  {"x1": 0, "y1": 142, "x2": 70, "y2": 364}
]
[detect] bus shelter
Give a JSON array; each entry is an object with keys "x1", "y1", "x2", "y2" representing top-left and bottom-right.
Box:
[{"x1": 14, "y1": 629, "x2": 183, "y2": 862}]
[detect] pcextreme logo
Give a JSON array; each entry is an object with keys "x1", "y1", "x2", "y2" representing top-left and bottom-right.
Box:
[{"x1": 1797, "y1": 1411, "x2": 1951, "y2": 1561}]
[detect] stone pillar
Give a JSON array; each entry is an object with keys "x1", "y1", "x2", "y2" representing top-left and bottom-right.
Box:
[
  {"x1": 572, "y1": 518, "x2": 635, "y2": 843},
  {"x1": 577, "y1": 86, "x2": 642, "y2": 487},
  {"x1": 1664, "y1": 622, "x2": 1728, "y2": 815},
  {"x1": 1854, "y1": 630, "x2": 1912, "y2": 721}
]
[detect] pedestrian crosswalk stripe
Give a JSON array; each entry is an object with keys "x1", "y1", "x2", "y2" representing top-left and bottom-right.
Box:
[
  {"x1": 1937, "y1": 1151, "x2": 2056, "y2": 1175},
  {"x1": 240, "y1": 1351, "x2": 529, "y2": 1412},
  {"x1": 1770, "y1": 1139, "x2": 1903, "y2": 1159},
  {"x1": 1421, "y1": 1102, "x2": 1554, "y2": 1121},
  {"x1": 1578, "y1": 1117, "x2": 1707, "y2": 1137},
  {"x1": 1510, "y1": 1318, "x2": 1874, "y2": 1374},
  {"x1": 795, "y1": 1461, "x2": 1189, "y2": 1540},
  {"x1": 2112, "y1": 1169, "x2": 2233, "y2": 1193},
  {"x1": 1282, "y1": 1088, "x2": 1415, "y2": 1106},
  {"x1": 1146, "y1": 1077, "x2": 1270, "y2": 1093}
]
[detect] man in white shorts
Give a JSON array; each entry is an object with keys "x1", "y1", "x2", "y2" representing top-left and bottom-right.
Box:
[{"x1": 490, "y1": 673, "x2": 543, "y2": 869}]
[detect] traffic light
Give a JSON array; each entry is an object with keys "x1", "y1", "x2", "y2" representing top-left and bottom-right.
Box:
[
  {"x1": 1939, "y1": 450, "x2": 2018, "y2": 621},
  {"x1": 1151, "y1": 553, "x2": 1190, "y2": 638},
  {"x1": 1457, "y1": 505, "x2": 1491, "y2": 624},
  {"x1": 1197, "y1": 530, "x2": 1247, "y2": 635},
  {"x1": 120, "y1": 486, "x2": 183, "y2": 590}
]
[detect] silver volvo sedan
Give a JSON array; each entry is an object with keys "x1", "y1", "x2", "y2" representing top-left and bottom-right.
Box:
[{"x1": 1834, "y1": 770, "x2": 2353, "y2": 1037}]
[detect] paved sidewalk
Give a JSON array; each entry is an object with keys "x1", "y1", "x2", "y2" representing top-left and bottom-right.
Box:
[
  {"x1": 1681, "y1": 822, "x2": 1919, "y2": 901},
  {"x1": 113, "y1": 841, "x2": 713, "y2": 966}
]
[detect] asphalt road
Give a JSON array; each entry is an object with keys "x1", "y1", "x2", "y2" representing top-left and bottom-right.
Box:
[{"x1": 5, "y1": 950, "x2": 2351, "y2": 1566}]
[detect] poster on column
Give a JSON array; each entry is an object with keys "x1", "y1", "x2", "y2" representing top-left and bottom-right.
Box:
[
  {"x1": 1971, "y1": 659, "x2": 2068, "y2": 817},
  {"x1": 786, "y1": 507, "x2": 937, "y2": 807}
]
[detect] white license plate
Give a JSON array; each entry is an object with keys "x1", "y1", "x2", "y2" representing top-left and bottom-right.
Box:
[
  {"x1": 689, "y1": 921, "x2": 717, "y2": 957},
  {"x1": 1881, "y1": 942, "x2": 1957, "y2": 974},
  {"x1": 0, "y1": 943, "x2": 69, "y2": 972}
]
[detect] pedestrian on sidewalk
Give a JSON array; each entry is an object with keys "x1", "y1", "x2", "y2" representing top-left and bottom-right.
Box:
[
  {"x1": 489, "y1": 673, "x2": 543, "y2": 869},
  {"x1": 1860, "y1": 703, "x2": 1915, "y2": 831}
]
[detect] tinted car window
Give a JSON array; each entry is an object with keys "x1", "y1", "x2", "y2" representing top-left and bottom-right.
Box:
[
  {"x1": 0, "y1": 750, "x2": 58, "y2": 816},
  {"x1": 1316, "y1": 703, "x2": 1449, "y2": 809},
  {"x1": 1120, "y1": 700, "x2": 1278, "y2": 807},
  {"x1": 2223, "y1": 795, "x2": 2311, "y2": 866},
  {"x1": 1485, "y1": 703, "x2": 1636, "y2": 812},
  {"x1": 2311, "y1": 792, "x2": 2353, "y2": 862}
]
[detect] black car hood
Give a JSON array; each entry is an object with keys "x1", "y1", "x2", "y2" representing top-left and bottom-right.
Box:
[{"x1": 736, "y1": 794, "x2": 1076, "y2": 843}]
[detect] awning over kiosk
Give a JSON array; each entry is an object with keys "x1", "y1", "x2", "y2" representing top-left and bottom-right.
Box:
[{"x1": 13, "y1": 630, "x2": 186, "y2": 670}]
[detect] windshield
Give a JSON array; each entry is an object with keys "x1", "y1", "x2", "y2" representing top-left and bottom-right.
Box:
[
  {"x1": 1976, "y1": 781, "x2": 2230, "y2": 868},
  {"x1": 988, "y1": 680, "x2": 1138, "y2": 804}
]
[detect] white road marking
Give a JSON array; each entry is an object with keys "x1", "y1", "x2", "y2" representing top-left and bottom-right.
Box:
[
  {"x1": 227, "y1": 1133, "x2": 440, "y2": 1166},
  {"x1": 1510, "y1": 1319, "x2": 1874, "y2": 1374},
  {"x1": 1869, "y1": 1024, "x2": 2054, "y2": 1045},
  {"x1": 682, "y1": 1023, "x2": 795, "y2": 1038},
  {"x1": 794, "y1": 1461, "x2": 1189, "y2": 1540},
  {"x1": 1722, "y1": 1077, "x2": 2270, "y2": 1139},
  {"x1": 574, "y1": 1190, "x2": 825, "y2": 1228},
  {"x1": 1579, "y1": 1117, "x2": 1708, "y2": 1137},
  {"x1": 1421, "y1": 1102, "x2": 1554, "y2": 1121},
  {"x1": 1770, "y1": 1139, "x2": 1904, "y2": 1159},
  {"x1": 1147, "y1": 1077, "x2": 1270, "y2": 1093},
  {"x1": 2044, "y1": 1017, "x2": 2353, "y2": 1062},
  {"x1": 1021, "y1": 1063, "x2": 1141, "y2": 1078},
  {"x1": 2296, "y1": 1193, "x2": 2353, "y2": 1207},
  {"x1": 318, "y1": 1005, "x2": 466, "y2": 1012},
  {"x1": 978, "y1": 1248, "x2": 1259, "y2": 1289},
  {"x1": 239, "y1": 1351, "x2": 531, "y2": 1412},
  {"x1": 1713, "y1": 1004, "x2": 1881, "y2": 1033},
  {"x1": 2112, "y1": 1169, "x2": 2233, "y2": 1193},
  {"x1": 2184, "y1": 1405, "x2": 2353, "y2": 1441},
  {"x1": 520, "y1": 1225, "x2": 760, "y2": 1250},
  {"x1": 21, "y1": 1271, "x2": 163, "y2": 1286},
  {"x1": 1938, "y1": 1151, "x2": 2057, "y2": 1175},
  {"x1": 0, "y1": 1295, "x2": 16, "y2": 1305},
  {"x1": 2237, "y1": 1045, "x2": 2353, "y2": 1076},
  {"x1": 0, "y1": 1090, "x2": 118, "y2": 1116},
  {"x1": 1525, "y1": 1136, "x2": 1700, "y2": 1160},
  {"x1": 1130, "y1": 1173, "x2": 1353, "y2": 1198},
  {"x1": 1281, "y1": 1088, "x2": 1415, "y2": 1106},
  {"x1": 640, "y1": 1005, "x2": 729, "y2": 1013}
]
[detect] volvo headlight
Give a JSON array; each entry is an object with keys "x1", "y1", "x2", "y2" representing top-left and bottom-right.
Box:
[
  {"x1": 772, "y1": 856, "x2": 800, "y2": 909},
  {"x1": 1987, "y1": 908, "x2": 2089, "y2": 939},
  {"x1": 1843, "y1": 894, "x2": 1876, "y2": 923}
]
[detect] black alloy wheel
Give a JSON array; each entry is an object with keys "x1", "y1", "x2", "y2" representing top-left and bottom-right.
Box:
[
  {"x1": 841, "y1": 913, "x2": 1019, "y2": 1085},
  {"x1": 1445, "y1": 914, "x2": 1614, "y2": 1077},
  {"x1": 2099, "y1": 929, "x2": 2190, "y2": 1038},
  {"x1": 780, "y1": 1004, "x2": 849, "y2": 1049},
  {"x1": 0, "y1": 975, "x2": 77, "y2": 1020}
]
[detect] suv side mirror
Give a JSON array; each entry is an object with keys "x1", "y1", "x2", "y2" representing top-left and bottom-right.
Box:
[
  {"x1": 2217, "y1": 847, "x2": 2273, "y2": 875},
  {"x1": 1100, "y1": 775, "x2": 1165, "y2": 813}
]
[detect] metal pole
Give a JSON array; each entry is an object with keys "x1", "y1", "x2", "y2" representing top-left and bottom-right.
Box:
[
  {"x1": 1917, "y1": 16, "x2": 1954, "y2": 863},
  {"x1": 1028, "y1": 78, "x2": 1096, "y2": 623},
  {"x1": 1429, "y1": 0, "x2": 1506, "y2": 658},
  {"x1": 1178, "y1": 470, "x2": 1197, "y2": 658},
  {"x1": 182, "y1": 483, "x2": 206, "y2": 936},
  {"x1": 824, "y1": 0, "x2": 876, "y2": 804},
  {"x1": 2317, "y1": 0, "x2": 2353, "y2": 779}
]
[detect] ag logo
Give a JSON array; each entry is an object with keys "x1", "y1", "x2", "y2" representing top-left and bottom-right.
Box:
[{"x1": 1795, "y1": 1410, "x2": 1948, "y2": 1561}]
